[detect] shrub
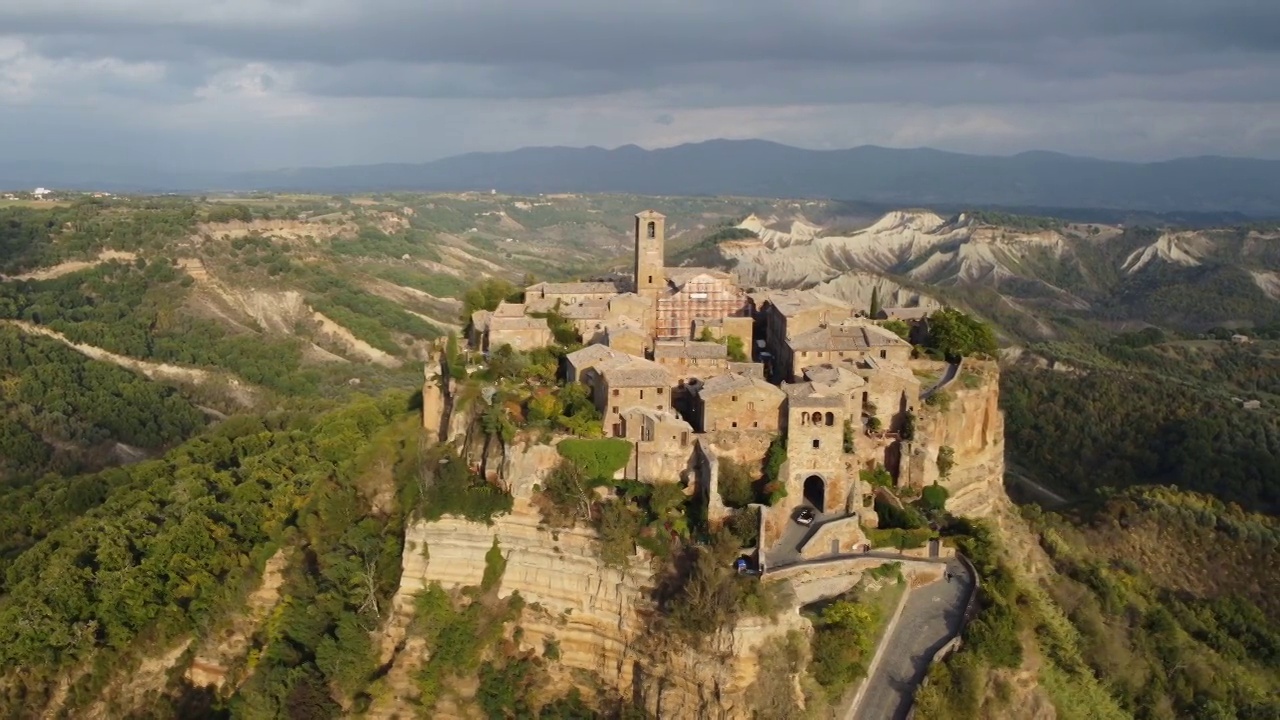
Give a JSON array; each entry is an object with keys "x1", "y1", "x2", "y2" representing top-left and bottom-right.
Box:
[
  {"x1": 936, "y1": 446, "x2": 956, "y2": 479},
  {"x1": 557, "y1": 438, "x2": 632, "y2": 480},
  {"x1": 921, "y1": 483, "x2": 950, "y2": 513},
  {"x1": 925, "y1": 390, "x2": 954, "y2": 412},
  {"x1": 718, "y1": 457, "x2": 756, "y2": 508}
]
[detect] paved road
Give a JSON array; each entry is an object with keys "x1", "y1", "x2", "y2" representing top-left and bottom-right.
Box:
[
  {"x1": 852, "y1": 557, "x2": 973, "y2": 720},
  {"x1": 762, "y1": 507, "x2": 845, "y2": 567},
  {"x1": 920, "y1": 362, "x2": 961, "y2": 399}
]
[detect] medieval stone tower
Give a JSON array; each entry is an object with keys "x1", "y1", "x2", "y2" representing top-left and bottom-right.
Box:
[
  {"x1": 634, "y1": 210, "x2": 666, "y2": 313},
  {"x1": 783, "y1": 393, "x2": 851, "y2": 515}
]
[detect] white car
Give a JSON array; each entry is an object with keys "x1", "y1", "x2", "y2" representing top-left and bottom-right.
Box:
[{"x1": 795, "y1": 507, "x2": 816, "y2": 526}]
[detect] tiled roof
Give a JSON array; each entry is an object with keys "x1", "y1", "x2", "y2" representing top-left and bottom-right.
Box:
[
  {"x1": 492, "y1": 301, "x2": 527, "y2": 318},
  {"x1": 803, "y1": 363, "x2": 867, "y2": 390},
  {"x1": 761, "y1": 289, "x2": 852, "y2": 317},
  {"x1": 666, "y1": 267, "x2": 734, "y2": 288},
  {"x1": 526, "y1": 281, "x2": 621, "y2": 295},
  {"x1": 600, "y1": 357, "x2": 674, "y2": 387},
  {"x1": 727, "y1": 361, "x2": 765, "y2": 377},
  {"x1": 781, "y1": 382, "x2": 845, "y2": 408},
  {"x1": 653, "y1": 339, "x2": 727, "y2": 360},
  {"x1": 565, "y1": 343, "x2": 624, "y2": 367},
  {"x1": 698, "y1": 373, "x2": 784, "y2": 400},
  {"x1": 787, "y1": 321, "x2": 911, "y2": 352},
  {"x1": 620, "y1": 406, "x2": 691, "y2": 431}
]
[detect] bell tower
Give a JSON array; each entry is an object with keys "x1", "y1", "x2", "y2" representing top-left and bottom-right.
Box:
[{"x1": 634, "y1": 210, "x2": 666, "y2": 309}]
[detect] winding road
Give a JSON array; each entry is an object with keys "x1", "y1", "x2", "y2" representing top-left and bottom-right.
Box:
[{"x1": 849, "y1": 557, "x2": 973, "y2": 720}]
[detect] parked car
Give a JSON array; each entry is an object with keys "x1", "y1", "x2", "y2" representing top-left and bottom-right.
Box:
[{"x1": 795, "y1": 507, "x2": 816, "y2": 526}]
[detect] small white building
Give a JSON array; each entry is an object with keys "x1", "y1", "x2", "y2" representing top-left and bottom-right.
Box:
[{"x1": 32, "y1": 187, "x2": 51, "y2": 198}]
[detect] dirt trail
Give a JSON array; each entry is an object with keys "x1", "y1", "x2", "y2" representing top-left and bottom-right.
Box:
[
  {"x1": 312, "y1": 311, "x2": 403, "y2": 367},
  {"x1": 2, "y1": 320, "x2": 262, "y2": 408},
  {"x1": 1, "y1": 250, "x2": 138, "y2": 281},
  {"x1": 186, "y1": 550, "x2": 290, "y2": 692}
]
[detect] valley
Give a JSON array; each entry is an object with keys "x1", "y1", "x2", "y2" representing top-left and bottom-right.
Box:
[{"x1": 0, "y1": 192, "x2": 1276, "y2": 720}]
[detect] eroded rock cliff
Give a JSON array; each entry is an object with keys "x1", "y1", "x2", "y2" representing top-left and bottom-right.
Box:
[
  {"x1": 379, "y1": 501, "x2": 809, "y2": 719},
  {"x1": 915, "y1": 360, "x2": 1006, "y2": 517}
]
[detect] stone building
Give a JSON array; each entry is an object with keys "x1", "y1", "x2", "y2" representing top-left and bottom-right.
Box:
[
  {"x1": 784, "y1": 319, "x2": 912, "y2": 380},
  {"x1": 652, "y1": 340, "x2": 730, "y2": 379},
  {"x1": 634, "y1": 210, "x2": 667, "y2": 324},
  {"x1": 473, "y1": 302, "x2": 553, "y2": 351},
  {"x1": 602, "y1": 321, "x2": 648, "y2": 357},
  {"x1": 656, "y1": 268, "x2": 750, "y2": 340},
  {"x1": 525, "y1": 280, "x2": 621, "y2": 307},
  {"x1": 774, "y1": 382, "x2": 862, "y2": 516},
  {"x1": 694, "y1": 373, "x2": 786, "y2": 433},
  {"x1": 692, "y1": 315, "x2": 754, "y2": 348},
  {"x1": 585, "y1": 356, "x2": 676, "y2": 438},
  {"x1": 618, "y1": 407, "x2": 695, "y2": 482},
  {"x1": 563, "y1": 344, "x2": 626, "y2": 383}
]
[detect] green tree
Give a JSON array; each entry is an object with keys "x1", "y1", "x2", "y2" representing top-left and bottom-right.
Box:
[
  {"x1": 936, "y1": 446, "x2": 956, "y2": 479},
  {"x1": 725, "y1": 335, "x2": 749, "y2": 362},
  {"x1": 926, "y1": 308, "x2": 998, "y2": 359},
  {"x1": 869, "y1": 286, "x2": 882, "y2": 318}
]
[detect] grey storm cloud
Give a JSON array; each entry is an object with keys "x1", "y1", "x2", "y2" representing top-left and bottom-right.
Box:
[
  {"x1": 8, "y1": 0, "x2": 1280, "y2": 100},
  {"x1": 1, "y1": 0, "x2": 1279, "y2": 169}
]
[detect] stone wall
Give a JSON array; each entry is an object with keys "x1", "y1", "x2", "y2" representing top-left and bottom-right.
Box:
[
  {"x1": 389, "y1": 505, "x2": 807, "y2": 719},
  {"x1": 798, "y1": 516, "x2": 869, "y2": 559}
]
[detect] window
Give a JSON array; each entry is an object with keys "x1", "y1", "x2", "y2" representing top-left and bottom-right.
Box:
[
  {"x1": 880, "y1": 349, "x2": 887, "y2": 359},
  {"x1": 612, "y1": 388, "x2": 620, "y2": 397},
  {"x1": 642, "y1": 425, "x2": 653, "y2": 442},
  {"x1": 657, "y1": 387, "x2": 664, "y2": 395},
  {"x1": 612, "y1": 423, "x2": 622, "y2": 437},
  {"x1": 753, "y1": 421, "x2": 759, "y2": 428},
  {"x1": 658, "y1": 405, "x2": 664, "y2": 411},
  {"x1": 732, "y1": 421, "x2": 738, "y2": 428},
  {"x1": 648, "y1": 275, "x2": 653, "y2": 283},
  {"x1": 748, "y1": 402, "x2": 755, "y2": 411},
  {"x1": 812, "y1": 439, "x2": 820, "y2": 449},
  {"x1": 639, "y1": 389, "x2": 644, "y2": 399},
  {"x1": 811, "y1": 411, "x2": 823, "y2": 424},
  {"x1": 612, "y1": 406, "x2": 619, "y2": 415},
  {"x1": 647, "y1": 221, "x2": 656, "y2": 238},
  {"x1": 825, "y1": 412, "x2": 835, "y2": 426},
  {"x1": 732, "y1": 395, "x2": 738, "y2": 402},
  {"x1": 801, "y1": 351, "x2": 808, "y2": 357}
]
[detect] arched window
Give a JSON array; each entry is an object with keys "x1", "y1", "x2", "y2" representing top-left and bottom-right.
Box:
[
  {"x1": 811, "y1": 411, "x2": 823, "y2": 425},
  {"x1": 647, "y1": 221, "x2": 656, "y2": 238},
  {"x1": 825, "y1": 412, "x2": 835, "y2": 426}
]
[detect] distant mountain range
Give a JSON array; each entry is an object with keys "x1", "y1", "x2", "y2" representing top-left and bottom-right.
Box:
[{"x1": 5, "y1": 139, "x2": 1280, "y2": 215}]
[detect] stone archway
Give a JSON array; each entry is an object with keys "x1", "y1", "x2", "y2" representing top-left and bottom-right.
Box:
[{"x1": 803, "y1": 475, "x2": 825, "y2": 512}]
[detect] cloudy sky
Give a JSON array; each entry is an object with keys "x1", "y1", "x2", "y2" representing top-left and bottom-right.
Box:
[{"x1": 1, "y1": 0, "x2": 1278, "y2": 171}]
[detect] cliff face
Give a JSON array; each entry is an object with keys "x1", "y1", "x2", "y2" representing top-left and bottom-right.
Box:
[
  {"x1": 382, "y1": 502, "x2": 809, "y2": 719},
  {"x1": 916, "y1": 361, "x2": 1006, "y2": 517}
]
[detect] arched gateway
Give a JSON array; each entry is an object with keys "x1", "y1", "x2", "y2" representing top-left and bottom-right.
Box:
[{"x1": 803, "y1": 475, "x2": 825, "y2": 513}]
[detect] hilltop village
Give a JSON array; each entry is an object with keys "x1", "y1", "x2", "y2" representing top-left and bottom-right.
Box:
[{"x1": 428, "y1": 210, "x2": 986, "y2": 556}]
